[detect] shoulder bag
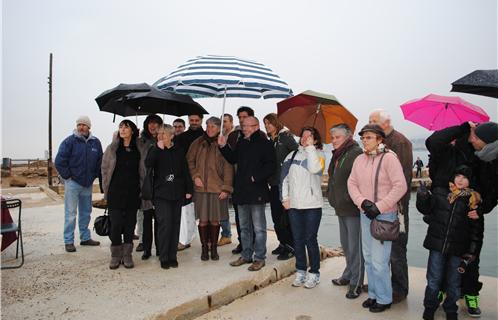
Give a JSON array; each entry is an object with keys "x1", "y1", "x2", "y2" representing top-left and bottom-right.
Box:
[{"x1": 370, "y1": 152, "x2": 400, "y2": 242}]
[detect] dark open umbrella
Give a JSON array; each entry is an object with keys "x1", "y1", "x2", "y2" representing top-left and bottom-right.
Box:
[
  {"x1": 451, "y1": 69, "x2": 498, "y2": 98},
  {"x1": 95, "y1": 83, "x2": 152, "y2": 116},
  {"x1": 124, "y1": 87, "x2": 208, "y2": 116}
]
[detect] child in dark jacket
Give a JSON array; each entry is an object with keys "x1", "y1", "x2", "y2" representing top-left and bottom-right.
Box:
[{"x1": 416, "y1": 165, "x2": 483, "y2": 320}]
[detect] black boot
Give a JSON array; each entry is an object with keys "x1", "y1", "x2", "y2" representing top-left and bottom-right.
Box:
[
  {"x1": 209, "y1": 224, "x2": 220, "y2": 261},
  {"x1": 198, "y1": 225, "x2": 209, "y2": 261}
]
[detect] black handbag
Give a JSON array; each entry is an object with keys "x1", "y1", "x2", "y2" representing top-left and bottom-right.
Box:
[
  {"x1": 141, "y1": 167, "x2": 154, "y2": 201},
  {"x1": 94, "y1": 209, "x2": 111, "y2": 236},
  {"x1": 370, "y1": 153, "x2": 400, "y2": 242}
]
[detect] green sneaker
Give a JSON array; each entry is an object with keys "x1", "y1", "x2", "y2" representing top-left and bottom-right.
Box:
[{"x1": 464, "y1": 295, "x2": 481, "y2": 318}]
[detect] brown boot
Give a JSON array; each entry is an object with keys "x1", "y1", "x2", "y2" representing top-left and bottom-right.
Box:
[
  {"x1": 122, "y1": 243, "x2": 134, "y2": 268},
  {"x1": 198, "y1": 225, "x2": 209, "y2": 261},
  {"x1": 209, "y1": 224, "x2": 220, "y2": 261},
  {"x1": 109, "y1": 245, "x2": 123, "y2": 270}
]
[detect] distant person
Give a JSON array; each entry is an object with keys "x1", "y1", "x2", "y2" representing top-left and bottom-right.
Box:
[
  {"x1": 187, "y1": 117, "x2": 234, "y2": 261},
  {"x1": 414, "y1": 157, "x2": 424, "y2": 178},
  {"x1": 145, "y1": 124, "x2": 193, "y2": 269},
  {"x1": 281, "y1": 127, "x2": 325, "y2": 289},
  {"x1": 348, "y1": 124, "x2": 407, "y2": 313},
  {"x1": 263, "y1": 113, "x2": 298, "y2": 260},
  {"x1": 416, "y1": 165, "x2": 483, "y2": 320},
  {"x1": 369, "y1": 109, "x2": 413, "y2": 303},
  {"x1": 222, "y1": 113, "x2": 235, "y2": 139},
  {"x1": 327, "y1": 123, "x2": 365, "y2": 299},
  {"x1": 136, "y1": 114, "x2": 163, "y2": 258},
  {"x1": 173, "y1": 118, "x2": 185, "y2": 136},
  {"x1": 55, "y1": 116, "x2": 103, "y2": 253},
  {"x1": 218, "y1": 113, "x2": 236, "y2": 247},
  {"x1": 101, "y1": 120, "x2": 143, "y2": 269},
  {"x1": 174, "y1": 114, "x2": 204, "y2": 252},
  {"x1": 218, "y1": 116, "x2": 276, "y2": 272}
]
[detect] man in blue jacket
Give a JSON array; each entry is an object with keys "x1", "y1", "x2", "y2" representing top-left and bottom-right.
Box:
[{"x1": 55, "y1": 116, "x2": 103, "y2": 252}]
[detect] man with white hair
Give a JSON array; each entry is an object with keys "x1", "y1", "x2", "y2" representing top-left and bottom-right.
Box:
[
  {"x1": 55, "y1": 116, "x2": 103, "y2": 252},
  {"x1": 369, "y1": 109, "x2": 413, "y2": 303}
]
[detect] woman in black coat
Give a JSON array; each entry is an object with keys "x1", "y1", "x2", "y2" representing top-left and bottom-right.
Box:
[
  {"x1": 145, "y1": 124, "x2": 193, "y2": 269},
  {"x1": 101, "y1": 120, "x2": 143, "y2": 269}
]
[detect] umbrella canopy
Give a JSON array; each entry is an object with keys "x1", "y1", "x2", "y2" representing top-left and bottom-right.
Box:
[
  {"x1": 95, "y1": 83, "x2": 152, "y2": 116},
  {"x1": 451, "y1": 69, "x2": 498, "y2": 99},
  {"x1": 401, "y1": 94, "x2": 489, "y2": 131},
  {"x1": 277, "y1": 90, "x2": 358, "y2": 144},
  {"x1": 154, "y1": 55, "x2": 293, "y2": 99},
  {"x1": 123, "y1": 87, "x2": 208, "y2": 116}
]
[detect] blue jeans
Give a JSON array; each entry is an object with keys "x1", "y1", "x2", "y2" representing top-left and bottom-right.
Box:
[
  {"x1": 424, "y1": 250, "x2": 461, "y2": 315},
  {"x1": 220, "y1": 218, "x2": 232, "y2": 238},
  {"x1": 63, "y1": 179, "x2": 93, "y2": 244},
  {"x1": 361, "y1": 212, "x2": 396, "y2": 304},
  {"x1": 288, "y1": 208, "x2": 322, "y2": 274},
  {"x1": 237, "y1": 204, "x2": 267, "y2": 262}
]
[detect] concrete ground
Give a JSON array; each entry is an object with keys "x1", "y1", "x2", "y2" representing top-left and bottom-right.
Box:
[
  {"x1": 198, "y1": 256, "x2": 498, "y2": 320},
  {"x1": 0, "y1": 189, "x2": 294, "y2": 320},
  {"x1": 2, "y1": 187, "x2": 497, "y2": 320}
]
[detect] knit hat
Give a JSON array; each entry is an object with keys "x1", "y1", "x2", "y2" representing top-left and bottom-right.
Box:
[
  {"x1": 475, "y1": 122, "x2": 498, "y2": 144},
  {"x1": 76, "y1": 115, "x2": 91, "y2": 129},
  {"x1": 454, "y1": 165, "x2": 472, "y2": 180},
  {"x1": 358, "y1": 124, "x2": 386, "y2": 139}
]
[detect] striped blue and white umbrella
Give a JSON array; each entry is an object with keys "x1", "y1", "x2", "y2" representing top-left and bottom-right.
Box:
[{"x1": 154, "y1": 55, "x2": 293, "y2": 104}]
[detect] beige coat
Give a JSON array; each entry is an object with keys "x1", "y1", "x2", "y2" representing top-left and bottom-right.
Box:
[{"x1": 187, "y1": 135, "x2": 234, "y2": 194}]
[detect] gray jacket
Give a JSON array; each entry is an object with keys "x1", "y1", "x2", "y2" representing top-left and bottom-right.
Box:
[
  {"x1": 136, "y1": 131, "x2": 156, "y2": 210},
  {"x1": 327, "y1": 142, "x2": 363, "y2": 216}
]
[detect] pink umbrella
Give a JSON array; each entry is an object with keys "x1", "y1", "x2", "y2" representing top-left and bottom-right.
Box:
[{"x1": 400, "y1": 94, "x2": 489, "y2": 131}]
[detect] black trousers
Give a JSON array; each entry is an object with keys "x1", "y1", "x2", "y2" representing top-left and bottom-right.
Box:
[
  {"x1": 143, "y1": 208, "x2": 159, "y2": 254},
  {"x1": 462, "y1": 217, "x2": 484, "y2": 296},
  {"x1": 269, "y1": 185, "x2": 294, "y2": 248},
  {"x1": 390, "y1": 198, "x2": 409, "y2": 296},
  {"x1": 108, "y1": 207, "x2": 137, "y2": 245},
  {"x1": 154, "y1": 199, "x2": 182, "y2": 263}
]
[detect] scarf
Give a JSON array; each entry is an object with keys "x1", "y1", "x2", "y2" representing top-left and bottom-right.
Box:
[
  {"x1": 331, "y1": 137, "x2": 355, "y2": 167},
  {"x1": 202, "y1": 132, "x2": 218, "y2": 144},
  {"x1": 475, "y1": 140, "x2": 498, "y2": 162},
  {"x1": 448, "y1": 182, "x2": 482, "y2": 210},
  {"x1": 365, "y1": 143, "x2": 386, "y2": 156}
]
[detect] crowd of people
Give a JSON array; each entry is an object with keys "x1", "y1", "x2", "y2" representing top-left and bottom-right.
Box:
[{"x1": 54, "y1": 108, "x2": 498, "y2": 318}]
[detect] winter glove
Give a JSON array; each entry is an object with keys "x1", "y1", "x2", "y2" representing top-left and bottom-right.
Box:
[{"x1": 361, "y1": 199, "x2": 381, "y2": 220}]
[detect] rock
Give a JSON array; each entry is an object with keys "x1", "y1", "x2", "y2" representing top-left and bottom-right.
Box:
[{"x1": 10, "y1": 176, "x2": 27, "y2": 187}]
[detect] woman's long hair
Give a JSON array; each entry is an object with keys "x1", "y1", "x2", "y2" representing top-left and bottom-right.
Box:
[
  {"x1": 263, "y1": 113, "x2": 284, "y2": 138},
  {"x1": 119, "y1": 120, "x2": 139, "y2": 146}
]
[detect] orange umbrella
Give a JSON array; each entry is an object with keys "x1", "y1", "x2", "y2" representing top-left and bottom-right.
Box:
[{"x1": 277, "y1": 90, "x2": 358, "y2": 143}]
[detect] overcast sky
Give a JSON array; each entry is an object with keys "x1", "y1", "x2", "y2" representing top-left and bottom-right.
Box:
[{"x1": 1, "y1": 0, "x2": 497, "y2": 159}]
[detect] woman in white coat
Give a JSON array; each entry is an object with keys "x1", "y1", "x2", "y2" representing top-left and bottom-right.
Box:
[{"x1": 281, "y1": 127, "x2": 325, "y2": 289}]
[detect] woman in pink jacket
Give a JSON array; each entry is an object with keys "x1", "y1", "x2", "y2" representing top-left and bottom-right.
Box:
[{"x1": 347, "y1": 124, "x2": 407, "y2": 313}]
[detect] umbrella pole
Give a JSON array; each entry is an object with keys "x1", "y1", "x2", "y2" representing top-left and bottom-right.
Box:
[
  {"x1": 312, "y1": 103, "x2": 321, "y2": 128},
  {"x1": 220, "y1": 84, "x2": 227, "y2": 121},
  {"x1": 113, "y1": 114, "x2": 116, "y2": 123}
]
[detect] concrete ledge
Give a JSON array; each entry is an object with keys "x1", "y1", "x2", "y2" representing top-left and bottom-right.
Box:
[{"x1": 152, "y1": 248, "x2": 329, "y2": 320}]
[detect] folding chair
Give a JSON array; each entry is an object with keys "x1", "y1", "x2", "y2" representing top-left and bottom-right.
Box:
[{"x1": 1, "y1": 198, "x2": 24, "y2": 269}]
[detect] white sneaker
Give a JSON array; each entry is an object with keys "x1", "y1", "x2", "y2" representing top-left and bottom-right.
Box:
[
  {"x1": 304, "y1": 272, "x2": 320, "y2": 289},
  {"x1": 292, "y1": 270, "x2": 307, "y2": 287}
]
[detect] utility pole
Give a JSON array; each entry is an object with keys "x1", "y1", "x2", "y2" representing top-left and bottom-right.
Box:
[{"x1": 48, "y1": 53, "x2": 53, "y2": 186}]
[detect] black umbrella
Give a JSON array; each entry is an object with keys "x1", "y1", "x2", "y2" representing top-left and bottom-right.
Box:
[
  {"x1": 451, "y1": 69, "x2": 498, "y2": 99},
  {"x1": 124, "y1": 87, "x2": 209, "y2": 116},
  {"x1": 95, "y1": 83, "x2": 152, "y2": 117}
]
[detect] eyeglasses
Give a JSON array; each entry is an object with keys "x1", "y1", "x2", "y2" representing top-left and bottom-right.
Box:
[
  {"x1": 241, "y1": 124, "x2": 257, "y2": 128},
  {"x1": 173, "y1": 125, "x2": 184, "y2": 128},
  {"x1": 360, "y1": 136, "x2": 377, "y2": 141}
]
